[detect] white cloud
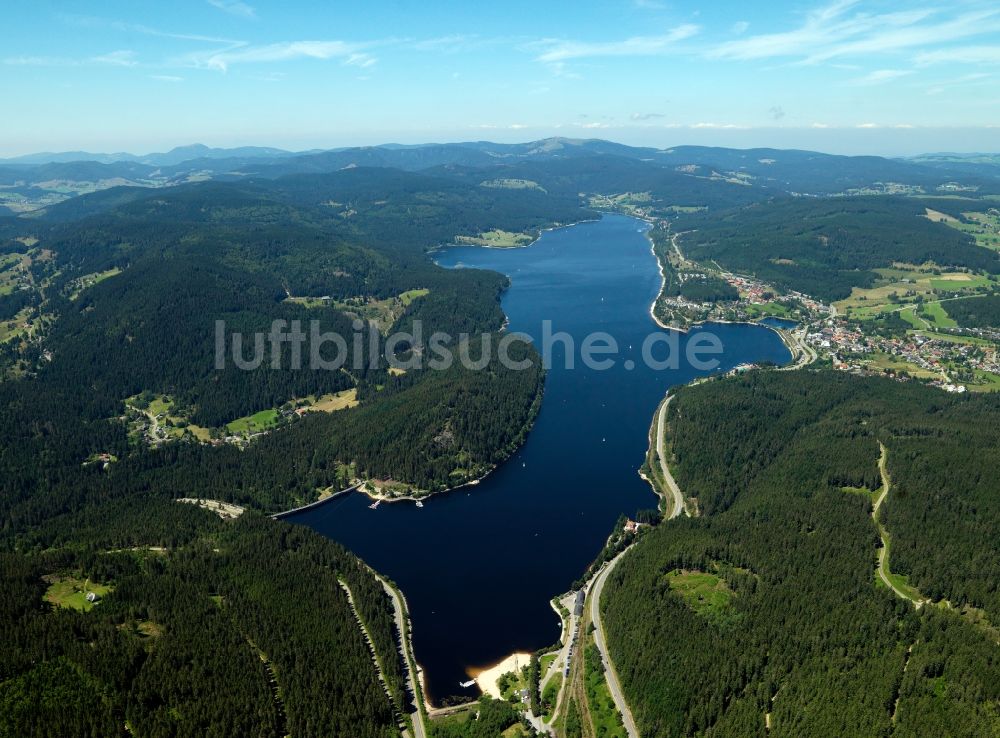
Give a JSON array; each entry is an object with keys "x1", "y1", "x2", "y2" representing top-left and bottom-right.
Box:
[
  {"x1": 207, "y1": 0, "x2": 256, "y2": 19},
  {"x1": 691, "y1": 122, "x2": 747, "y2": 129},
  {"x1": 731, "y1": 21, "x2": 750, "y2": 35},
  {"x1": 857, "y1": 122, "x2": 879, "y2": 128},
  {"x1": 631, "y1": 112, "x2": 666, "y2": 121},
  {"x1": 150, "y1": 74, "x2": 183, "y2": 82},
  {"x1": 533, "y1": 24, "x2": 699, "y2": 63}
]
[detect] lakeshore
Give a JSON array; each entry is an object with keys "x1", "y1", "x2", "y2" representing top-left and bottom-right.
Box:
[{"x1": 288, "y1": 215, "x2": 791, "y2": 704}]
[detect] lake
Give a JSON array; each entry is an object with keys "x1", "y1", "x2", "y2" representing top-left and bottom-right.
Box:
[{"x1": 288, "y1": 214, "x2": 791, "y2": 704}]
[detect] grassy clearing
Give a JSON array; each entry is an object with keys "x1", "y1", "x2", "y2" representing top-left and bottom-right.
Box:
[
  {"x1": 67, "y1": 268, "x2": 122, "y2": 300},
  {"x1": 479, "y1": 178, "x2": 546, "y2": 192},
  {"x1": 299, "y1": 388, "x2": 358, "y2": 413},
  {"x1": 921, "y1": 301, "x2": 958, "y2": 328},
  {"x1": 922, "y1": 208, "x2": 961, "y2": 225},
  {"x1": 226, "y1": 408, "x2": 279, "y2": 435},
  {"x1": 399, "y1": 288, "x2": 429, "y2": 306},
  {"x1": 455, "y1": 229, "x2": 533, "y2": 248},
  {"x1": 666, "y1": 569, "x2": 737, "y2": 624},
  {"x1": 936, "y1": 209, "x2": 1000, "y2": 252},
  {"x1": 44, "y1": 577, "x2": 113, "y2": 612},
  {"x1": 966, "y1": 370, "x2": 1000, "y2": 393},
  {"x1": 290, "y1": 288, "x2": 431, "y2": 331},
  {"x1": 835, "y1": 264, "x2": 995, "y2": 318},
  {"x1": 541, "y1": 673, "x2": 561, "y2": 722},
  {"x1": 867, "y1": 352, "x2": 941, "y2": 380},
  {"x1": 583, "y1": 642, "x2": 627, "y2": 738},
  {"x1": 842, "y1": 485, "x2": 877, "y2": 502},
  {"x1": 125, "y1": 393, "x2": 213, "y2": 443},
  {"x1": 743, "y1": 301, "x2": 793, "y2": 318}
]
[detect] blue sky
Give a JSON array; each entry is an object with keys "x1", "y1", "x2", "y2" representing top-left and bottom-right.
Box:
[{"x1": 2, "y1": 0, "x2": 999, "y2": 156}]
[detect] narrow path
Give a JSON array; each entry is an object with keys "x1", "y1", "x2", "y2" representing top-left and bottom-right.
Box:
[
  {"x1": 589, "y1": 551, "x2": 640, "y2": 738},
  {"x1": 372, "y1": 572, "x2": 427, "y2": 738},
  {"x1": 339, "y1": 580, "x2": 402, "y2": 722},
  {"x1": 873, "y1": 443, "x2": 926, "y2": 608},
  {"x1": 243, "y1": 638, "x2": 288, "y2": 738}
]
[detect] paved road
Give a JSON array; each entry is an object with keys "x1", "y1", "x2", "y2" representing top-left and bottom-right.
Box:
[
  {"x1": 656, "y1": 396, "x2": 685, "y2": 520},
  {"x1": 589, "y1": 551, "x2": 640, "y2": 738},
  {"x1": 373, "y1": 574, "x2": 427, "y2": 738}
]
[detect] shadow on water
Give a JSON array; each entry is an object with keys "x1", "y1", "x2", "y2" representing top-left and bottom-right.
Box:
[{"x1": 287, "y1": 214, "x2": 791, "y2": 704}]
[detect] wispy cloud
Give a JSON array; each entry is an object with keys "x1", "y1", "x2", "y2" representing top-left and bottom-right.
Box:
[
  {"x1": 631, "y1": 112, "x2": 666, "y2": 121},
  {"x1": 207, "y1": 0, "x2": 256, "y2": 19},
  {"x1": 710, "y1": 1, "x2": 1000, "y2": 65},
  {"x1": 3, "y1": 50, "x2": 138, "y2": 67},
  {"x1": 91, "y1": 50, "x2": 138, "y2": 67},
  {"x1": 848, "y1": 68, "x2": 912, "y2": 86},
  {"x1": 916, "y1": 46, "x2": 1000, "y2": 66},
  {"x1": 532, "y1": 24, "x2": 699, "y2": 64},
  {"x1": 179, "y1": 40, "x2": 377, "y2": 72},
  {"x1": 150, "y1": 74, "x2": 184, "y2": 82}
]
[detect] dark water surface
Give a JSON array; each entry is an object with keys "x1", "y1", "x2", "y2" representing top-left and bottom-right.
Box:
[{"x1": 288, "y1": 215, "x2": 790, "y2": 703}]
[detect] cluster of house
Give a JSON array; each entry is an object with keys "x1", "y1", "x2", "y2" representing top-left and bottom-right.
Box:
[{"x1": 806, "y1": 318, "x2": 1000, "y2": 391}]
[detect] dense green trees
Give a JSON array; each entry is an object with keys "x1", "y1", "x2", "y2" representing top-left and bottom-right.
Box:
[
  {"x1": 602, "y1": 371, "x2": 1000, "y2": 737},
  {"x1": 942, "y1": 294, "x2": 1000, "y2": 328},
  {"x1": 675, "y1": 197, "x2": 1000, "y2": 301},
  {"x1": 0, "y1": 167, "x2": 571, "y2": 736},
  {"x1": 0, "y1": 514, "x2": 404, "y2": 738}
]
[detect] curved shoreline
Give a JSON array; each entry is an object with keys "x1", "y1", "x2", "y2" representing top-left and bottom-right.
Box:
[{"x1": 272, "y1": 484, "x2": 359, "y2": 519}]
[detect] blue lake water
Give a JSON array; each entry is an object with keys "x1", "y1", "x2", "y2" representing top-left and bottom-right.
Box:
[
  {"x1": 757, "y1": 316, "x2": 799, "y2": 330},
  {"x1": 288, "y1": 214, "x2": 791, "y2": 704}
]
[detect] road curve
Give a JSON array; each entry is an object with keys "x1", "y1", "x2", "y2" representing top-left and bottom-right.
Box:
[
  {"x1": 589, "y1": 551, "x2": 640, "y2": 738},
  {"x1": 656, "y1": 396, "x2": 685, "y2": 520}
]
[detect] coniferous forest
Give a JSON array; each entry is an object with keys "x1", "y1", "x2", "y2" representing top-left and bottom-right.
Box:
[{"x1": 602, "y1": 370, "x2": 1000, "y2": 737}]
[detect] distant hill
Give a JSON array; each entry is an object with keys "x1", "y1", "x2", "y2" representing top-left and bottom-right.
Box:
[{"x1": 5, "y1": 138, "x2": 1000, "y2": 216}]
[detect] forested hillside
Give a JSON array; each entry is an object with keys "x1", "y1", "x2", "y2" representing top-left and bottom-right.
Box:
[
  {"x1": 0, "y1": 512, "x2": 408, "y2": 737},
  {"x1": 675, "y1": 197, "x2": 1000, "y2": 301},
  {"x1": 943, "y1": 294, "x2": 1000, "y2": 329},
  {"x1": 0, "y1": 166, "x2": 575, "y2": 736},
  {"x1": 602, "y1": 371, "x2": 1000, "y2": 737}
]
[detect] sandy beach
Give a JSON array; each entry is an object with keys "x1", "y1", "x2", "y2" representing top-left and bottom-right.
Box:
[{"x1": 468, "y1": 652, "x2": 533, "y2": 698}]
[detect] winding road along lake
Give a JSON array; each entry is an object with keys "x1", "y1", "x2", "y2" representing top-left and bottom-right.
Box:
[{"x1": 289, "y1": 214, "x2": 791, "y2": 704}]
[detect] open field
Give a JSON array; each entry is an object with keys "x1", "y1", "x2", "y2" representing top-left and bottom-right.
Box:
[
  {"x1": 835, "y1": 264, "x2": 996, "y2": 318},
  {"x1": 299, "y1": 388, "x2": 359, "y2": 413},
  {"x1": 665, "y1": 569, "x2": 736, "y2": 623},
  {"x1": 866, "y1": 352, "x2": 941, "y2": 380},
  {"x1": 67, "y1": 268, "x2": 122, "y2": 300},
  {"x1": 583, "y1": 642, "x2": 627, "y2": 738},
  {"x1": 479, "y1": 178, "x2": 546, "y2": 192},
  {"x1": 44, "y1": 577, "x2": 113, "y2": 612},
  {"x1": 226, "y1": 407, "x2": 279, "y2": 435},
  {"x1": 938, "y1": 209, "x2": 1000, "y2": 252},
  {"x1": 967, "y1": 369, "x2": 1000, "y2": 393},
  {"x1": 743, "y1": 301, "x2": 793, "y2": 318},
  {"x1": 455, "y1": 229, "x2": 533, "y2": 248},
  {"x1": 288, "y1": 288, "x2": 430, "y2": 331}
]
